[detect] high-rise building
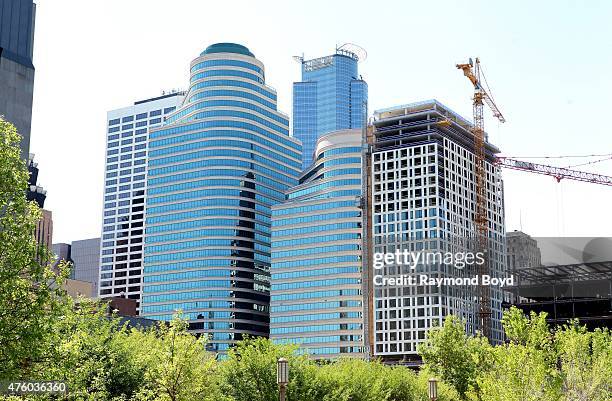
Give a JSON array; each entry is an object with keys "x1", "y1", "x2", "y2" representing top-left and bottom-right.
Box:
[
  {"x1": 270, "y1": 129, "x2": 365, "y2": 359},
  {"x1": 99, "y1": 93, "x2": 184, "y2": 307},
  {"x1": 293, "y1": 47, "x2": 367, "y2": 168},
  {"x1": 140, "y1": 43, "x2": 302, "y2": 352},
  {"x1": 366, "y1": 100, "x2": 506, "y2": 363},
  {"x1": 0, "y1": 0, "x2": 36, "y2": 157}
]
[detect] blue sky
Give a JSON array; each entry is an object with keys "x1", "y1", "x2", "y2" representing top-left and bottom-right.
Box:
[{"x1": 30, "y1": 0, "x2": 612, "y2": 243}]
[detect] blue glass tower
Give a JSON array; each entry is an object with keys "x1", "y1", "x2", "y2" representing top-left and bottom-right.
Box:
[
  {"x1": 293, "y1": 49, "x2": 367, "y2": 168},
  {"x1": 270, "y1": 129, "x2": 364, "y2": 359},
  {"x1": 141, "y1": 43, "x2": 302, "y2": 352}
]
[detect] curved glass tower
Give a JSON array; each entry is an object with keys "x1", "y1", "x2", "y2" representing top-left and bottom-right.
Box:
[
  {"x1": 270, "y1": 129, "x2": 364, "y2": 358},
  {"x1": 141, "y1": 43, "x2": 302, "y2": 352}
]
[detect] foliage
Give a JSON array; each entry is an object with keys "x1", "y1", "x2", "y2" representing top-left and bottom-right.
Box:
[
  {"x1": 0, "y1": 118, "x2": 70, "y2": 379},
  {"x1": 418, "y1": 315, "x2": 492, "y2": 400},
  {"x1": 555, "y1": 322, "x2": 611, "y2": 401},
  {"x1": 421, "y1": 307, "x2": 612, "y2": 401}
]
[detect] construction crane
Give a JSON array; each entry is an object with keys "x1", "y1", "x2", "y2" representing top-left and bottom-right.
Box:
[
  {"x1": 456, "y1": 57, "x2": 505, "y2": 340},
  {"x1": 497, "y1": 157, "x2": 612, "y2": 186}
]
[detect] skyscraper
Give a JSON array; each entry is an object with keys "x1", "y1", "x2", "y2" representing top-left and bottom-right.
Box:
[
  {"x1": 0, "y1": 0, "x2": 36, "y2": 157},
  {"x1": 140, "y1": 43, "x2": 302, "y2": 352},
  {"x1": 99, "y1": 93, "x2": 184, "y2": 307},
  {"x1": 270, "y1": 129, "x2": 365, "y2": 359},
  {"x1": 293, "y1": 46, "x2": 367, "y2": 168},
  {"x1": 367, "y1": 100, "x2": 506, "y2": 362}
]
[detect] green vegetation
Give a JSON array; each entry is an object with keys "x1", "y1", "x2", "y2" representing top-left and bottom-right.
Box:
[
  {"x1": 1, "y1": 118, "x2": 610, "y2": 401},
  {"x1": 419, "y1": 310, "x2": 612, "y2": 401}
]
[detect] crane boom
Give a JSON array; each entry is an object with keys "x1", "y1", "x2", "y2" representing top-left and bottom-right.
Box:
[
  {"x1": 457, "y1": 57, "x2": 505, "y2": 340},
  {"x1": 497, "y1": 157, "x2": 612, "y2": 186}
]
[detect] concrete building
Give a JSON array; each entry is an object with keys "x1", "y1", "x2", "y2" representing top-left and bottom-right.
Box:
[
  {"x1": 293, "y1": 47, "x2": 367, "y2": 168},
  {"x1": 34, "y1": 208, "x2": 52, "y2": 256},
  {"x1": 366, "y1": 100, "x2": 506, "y2": 362},
  {"x1": 140, "y1": 43, "x2": 301, "y2": 352},
  {"x1": 0, "y1": 0, "x2": 36, "y2": 157},
  {"x1": 99, "y1": 92, "x2": 184, "y2": 307},
  {"x1": 270, "y1": 129, "x2": 364, "y2": 359},
  {"x1": 53, "y1": 238, "x2": 100, "y2": 297},
  {"x1": 506, "y1": 230, "x2": 541, "y2": 269},
  {"x1": 72, "y1": 238, "x2": 100, "y2": 296}
]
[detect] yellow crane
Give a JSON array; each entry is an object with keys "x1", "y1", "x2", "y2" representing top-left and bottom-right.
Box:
[{"x1": 456, "y1": 58, "x2": 505, "y2": 339}]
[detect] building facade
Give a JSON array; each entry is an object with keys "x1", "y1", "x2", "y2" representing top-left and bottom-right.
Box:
[
  {"x1": 99, "y1": 93, "x2": 184, "y2": 306},
  {"x1": 506, "y1": 230, "x2": 541, "y2": 270},
  {"x1": 0, "y1": 0, "x2": 36, "y2": 157},
  {"x1": 71, "y1": 238, "x2": 101, "y2": 297},
  {"x1": 270, "y1": 129, "x2": 364, "y2": 359},
  {"x1": 293, "y1": 48, "x2": 367, "y2": 168},
  {"x1": 368, "y1": 100, "x2": 506, "y2": 362},
  {"x1": 140, "y1": 43, "x2": 302, "y2": 352}
]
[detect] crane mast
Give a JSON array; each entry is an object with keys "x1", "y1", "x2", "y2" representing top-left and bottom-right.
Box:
[{"x1": 456, "y1": 58, "x2": 505, "y2": 340}]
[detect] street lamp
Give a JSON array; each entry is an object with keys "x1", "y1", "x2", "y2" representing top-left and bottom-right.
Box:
[
  {"x1": 277, "y1": 358, "x2": 289, "y2": 401},
  {"x1": 428, "y1": 378, "x2": 438, "y2": 401}
]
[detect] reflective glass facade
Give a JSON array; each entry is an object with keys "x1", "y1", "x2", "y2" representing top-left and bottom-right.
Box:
[
  {"x1": 270, "y1": 129, "x2": 364, "y2": 359},
  {"x1": 293, "y1": 51, "x2": 367, "y2": 168},
  {"x1": 141, "y1": 43, "x2": 301, "y2": 352}
]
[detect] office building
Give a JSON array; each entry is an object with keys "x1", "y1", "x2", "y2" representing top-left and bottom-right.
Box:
[
  {"x1": 270, "y1": 129, "x2": 364, "y2": 359},
  {"x1": 71, "y1": 238, "x2": 101, "y2": 295},
  {"x1": 367, "y1": 100, "x2": 506, "y2": 362},
  {"x1": 293, "y1": 46, "x2": 367, "y2": 168},
  {"x1": 506, "y1": 230, "x2": 541, "y2": 269},
  {"x1": 140, "y1": 43, "x2": 301, "y2": 352},
  {"x1": 99, "y1": 92, "x2": 184, "y2": 306},
  {"x1": 0, "y1": 0, "x2": 36, "y2": 157},
  {"x1": 53, "y1": 238, "x2": 100, "y2": 297},
  {"x1": 34, "y1": 208, "x2": 52, "y2": 255}
]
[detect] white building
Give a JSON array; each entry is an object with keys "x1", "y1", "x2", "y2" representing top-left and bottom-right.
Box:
[
  {"x1": 369, "y1": 100, "x2": 506, "y2": 362},
  {"x1": 99, "y1": 92, "x2": 184, "y2": 308}
]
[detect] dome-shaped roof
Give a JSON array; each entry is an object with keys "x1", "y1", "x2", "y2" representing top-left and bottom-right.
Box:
[{"x1": 200, "y1": 43, "x2": 254, "y2": 57}]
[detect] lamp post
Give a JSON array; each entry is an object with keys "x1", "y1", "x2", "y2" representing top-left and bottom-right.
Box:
[
  {"x1": 428, "y1": 378, "x2": 438, "y2": 401},
  {"x1": 277, "y1": 358, "x2": 289, "y2": 401}
]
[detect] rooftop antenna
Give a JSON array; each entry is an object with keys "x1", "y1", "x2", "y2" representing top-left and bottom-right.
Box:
[{"x1": 336, "y1": 43, "x2": 367, "y2": 62}]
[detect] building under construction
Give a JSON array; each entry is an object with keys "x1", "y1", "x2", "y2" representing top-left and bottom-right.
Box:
[
  {"x1": 508, "y1": 261, "x2": 612, "y2": 329},
  {"x1": 364, "y1": 100, "x2": 507, "y2": 363}
]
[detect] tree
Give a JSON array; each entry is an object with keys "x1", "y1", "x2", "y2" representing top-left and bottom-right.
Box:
[
  {"x1": 131, "y1": 318, "x2": 225, "y2": 401},
  {"x1": 219, "y1": 337, "x2": 321, "y2": 401},
  {"x1": 418, "y1": 315, "x2": 492, "y2": 400},
  {"x1": 0, "y1": 118, "x2": 69, "y2": 379},
  {"x1": 476, "y1": 307, "x2": 560, "y2": 401},
  {"x1": 555, "y1": 322, "x2": 612, "y2": 401}
]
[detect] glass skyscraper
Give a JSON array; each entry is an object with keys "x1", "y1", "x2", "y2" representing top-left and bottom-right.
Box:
[
  {"x1": 140, "y1": 43, "x2": 302, "y2": 352},
  {"x1": 270, "y1": 129, "x2": 364, "y2": 359},
  {"x1": 293, "y1": 49, "x2": 367, "y2": 168}
]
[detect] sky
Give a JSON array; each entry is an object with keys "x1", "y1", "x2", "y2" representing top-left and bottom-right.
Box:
[{"x1": 29, "y1": 0, "x2": 612, "y2": 244}]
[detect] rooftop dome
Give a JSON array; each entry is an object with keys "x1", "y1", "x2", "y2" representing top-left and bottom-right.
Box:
[{"x1": 200, "y1": 43, "x2": 254, "y2": 57}]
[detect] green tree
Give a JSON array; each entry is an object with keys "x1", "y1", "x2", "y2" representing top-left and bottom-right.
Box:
[
  {"x1": 131, "y1": 318, "x2": 224, "y2": 401},
  {"x1": 475, "y1": 307, "x2": 560, "y2": 401},
  {"x1": 42, "y1": 299, "x2": 146, "y2": 400},
  {"x1": 555, "y1": 322, "x2": 612, "y2": 401},
  {"x1": 418, "y1": 315, "x2": 491, "y2": 400},
  {"x1": 219, "y1": 337, "x2": 320, "y2": 401},
  {"x1": 0, "y1": 118, "x2": 69, "y2": 379}
]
